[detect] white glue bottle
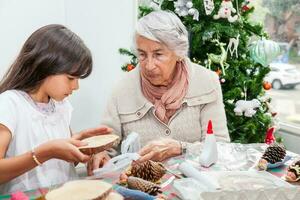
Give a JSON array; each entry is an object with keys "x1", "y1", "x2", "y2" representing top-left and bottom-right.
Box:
[{"x1": 199, "y1": 120, "x2": 218, "y2": 167}]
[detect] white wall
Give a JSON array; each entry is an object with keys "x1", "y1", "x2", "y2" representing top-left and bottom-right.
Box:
[{"x1": 0, "y1": 0, "x2": 137, "y2": 131}]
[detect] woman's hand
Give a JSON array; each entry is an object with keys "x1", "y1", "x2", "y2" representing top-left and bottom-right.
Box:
[
  {"x1": 87, "y1": 151, "x2": 111, "y2": 176},
  {"x1": 138, "y1": 138, "x2": 181, "y2": 162},
  {"x1": 72, "y1": 125, "x2": 113, "y2": 140},
  {"x1": 36, "y1": 139, "x2": 91, "y2": 163}
]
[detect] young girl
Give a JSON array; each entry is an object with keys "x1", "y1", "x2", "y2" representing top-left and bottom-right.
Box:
[{"x1": 0, "y1": 24, "x2": 112, "y2": 194}]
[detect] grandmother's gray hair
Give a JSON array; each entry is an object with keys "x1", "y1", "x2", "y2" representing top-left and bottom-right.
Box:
[{"x1": 135, "y1": 10, "x2": 189, "y2": 58}]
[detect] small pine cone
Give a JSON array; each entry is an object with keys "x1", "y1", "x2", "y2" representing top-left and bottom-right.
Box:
[
  {"x1": 127, "y1": 176, "x2": 162, "y2": 196},
  {"x1": 262, "y1": 143, "x2": 286, "y2": 164},
  {"x1": 127, "y1": 160, "x2": 166, "y2": 182},
  {"x1": 287, "y1": 160, "x2": 300, "y2": 181}
]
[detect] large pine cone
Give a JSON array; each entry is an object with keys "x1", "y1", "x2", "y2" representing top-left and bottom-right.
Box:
[
  {"x1": 127, "y1": 176, "x2": 162, "y2": 196},
  {"x1": 126, "y1": 160, "x2": 166, "y2": 183},
  {"x1": 262, "y1": 143, "x2": 286, "y2": 164}
]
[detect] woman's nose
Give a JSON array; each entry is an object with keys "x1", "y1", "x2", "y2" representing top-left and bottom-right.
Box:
[{"x1": 145, "y1": 57, "x2": 156, "y2": 71}]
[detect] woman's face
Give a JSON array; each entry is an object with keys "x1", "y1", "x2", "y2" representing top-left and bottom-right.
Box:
[{"x1": 136, "y1": 35, "x2": 179, "y2": 86}]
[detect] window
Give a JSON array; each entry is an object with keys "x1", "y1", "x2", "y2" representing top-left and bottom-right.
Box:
[{"x1": 252, "y1": 1, "x2": 300, "y2": 128}]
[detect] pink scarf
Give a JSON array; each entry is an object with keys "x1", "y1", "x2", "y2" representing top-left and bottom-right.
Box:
[{"x1": 141, "y1": 60, "x2": 189, "y2": 124}]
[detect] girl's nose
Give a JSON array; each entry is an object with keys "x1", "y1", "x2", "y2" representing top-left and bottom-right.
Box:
[{"x1": 72, "y1": 79, "x2": 79, "y2": 90}]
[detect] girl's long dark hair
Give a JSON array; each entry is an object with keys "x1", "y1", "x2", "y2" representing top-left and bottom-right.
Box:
[{"x1": 0, "y1": 24, "x2": 92, "y2": 93}]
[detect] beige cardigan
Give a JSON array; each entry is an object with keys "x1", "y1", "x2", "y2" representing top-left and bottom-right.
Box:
[{"x1": 101, "y1": 59, "x2": 230, "y2": 147}]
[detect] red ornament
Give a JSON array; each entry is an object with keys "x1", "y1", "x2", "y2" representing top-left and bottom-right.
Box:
[
  {"x1": 127, "y1": 64, "x2": 135, "y2": 71},
  {"x1": 263, "y1": 82, "x2": 272, "y2": 90},
  {"x1": 215, "y1": 69, "x2": 222, "y2": 76},
  {"x1": 265, "y1": 127, "x2": 276, "y2": 145},
  {"x1": 242, "y1": 5, "x2": 250, "y2": 11}
]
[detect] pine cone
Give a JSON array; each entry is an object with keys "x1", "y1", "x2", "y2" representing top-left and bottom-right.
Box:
[
  {"x1": 127, "y1": 176, "x2": 162, "y2": 196},
  {"x1": 126, "y1": 160, "x2": 166, "y2": 182},
  {"x1": 262, "y1": 143, "x2": 286, "y2": 164},
  {"x1": 287, "y1": 160, "x2": 300, "y2": 182}
]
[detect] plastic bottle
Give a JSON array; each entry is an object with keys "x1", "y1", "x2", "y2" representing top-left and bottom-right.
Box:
[{"x1": 199, "y1": 120, "x2": 218, "y2": 167}]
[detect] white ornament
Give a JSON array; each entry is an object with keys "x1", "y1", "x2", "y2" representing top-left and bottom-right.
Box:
[
  {"x1": 227, "y1": 99, "x2": 234, "y2": 104},
  {"x1": 213, "y1": 0, "x2": 238, "y2": 23},
  {"x1": 149, "y1": 0, "x2": 164, "y2": 10},
  {"x1": 203, "y1": 0, "x2": 215, "y2": 15},
  {"x1": 186, "y1": 1, "x2": 193, "y2": 8},
  {"x1": 180, "y1": 10, "x2": 189, "y2": 16},
  {"x1": 227, "y1": 34, "x2": 240, "y2": 58},
  {"x1": 188, "y1": 8, "x2": 196, "y2": 15},
  {"x1": 234, "y1": 99, "x2": 261, "y2": 117},
  {"x1": 174, "y1": 0, "x2": 199, "y2": 21}
]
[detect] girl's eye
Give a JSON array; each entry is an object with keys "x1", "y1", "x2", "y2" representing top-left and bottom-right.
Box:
[{"x1": 67, "y1": 76, "x2": 76, "y2": 80}]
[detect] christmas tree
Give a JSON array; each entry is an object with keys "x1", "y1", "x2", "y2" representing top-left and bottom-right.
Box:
[{"x1": 119, "y1": 0, "x2": 281, "y2": 143}]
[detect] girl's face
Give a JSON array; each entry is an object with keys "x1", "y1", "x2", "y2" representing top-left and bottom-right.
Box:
[
  {"x1": 136, "y1": 35, "x2": 179, "y2": 86},
  {"x1": 41, "y1": 74, "x2": 79, "y2": 101}
]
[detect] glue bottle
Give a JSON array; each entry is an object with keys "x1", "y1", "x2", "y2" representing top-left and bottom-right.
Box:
[{"x1": 199, "y1": 120, "x2": 218, "y2": 167}]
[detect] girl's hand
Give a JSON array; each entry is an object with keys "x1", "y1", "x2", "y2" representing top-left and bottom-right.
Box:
[
  {"x1": 87, "y1": 151, "x2": 111, "y2": 176},
  {"x1": 37, "y1": 139, "x2": 91, "y2": 163},
  {"x1": 72, "y1": 125, "x2": 113, "y2": 140},
  {"x1": 138, "y1": 139, "x2": 181, "y2": 162}
]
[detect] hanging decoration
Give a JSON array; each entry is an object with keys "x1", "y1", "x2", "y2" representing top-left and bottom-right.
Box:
[
  {"x1": 265, "y1": 101, "x2": 277, "y2": 117},
  {"x1": 234, "y1": 83, "x2": 261, "y2": 117},
  {"x1": 227, "y1": 34, "x2": 240, "y2": 58},
  {"x1": 263, "y1": 81, "x2": 272, "y2": 90},
  {"x1": 149, "y1": 0, "x2": 165, "y2": 10},
  {"x1": 203, "y1": 0, "x2": 215, "y2": 15},
  {"x1": 259, "y1": 95, "x2": 278, "y2": 122},
  {"x1": 215, "y1": 68, "x2": 222, "y2": 76},
  {"x1": 250, "y1": 39, "x2": 281, "y2": 67},
  {"x1": 233, "y1": 99, "x2": 261, "y2": 117},
  {"x1": 126, "y1": 64, "x2": 135, "y2": 72},
  {"x1": 213, "y1": 0, "x2": 238, "y2": 23},
  {"x1": 207, "y1": 39, "x2": 229, "y2": 75},
  {"x1": 173, "y1": 0, "x2": 199, "y2": 20},
  {"x1": 265, "y1": 127, "x2": 276, "y2": 144},
  {"x1": 241, "y1": 0, "x2": 254, "y2": 12}
]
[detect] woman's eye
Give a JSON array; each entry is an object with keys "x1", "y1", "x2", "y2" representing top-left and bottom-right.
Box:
[
  {"x1": 138, "y1": 54, "x2": 146, "y2": 59},
  {"x1": 154, "y1": 53, "x2": 163, "y2": 58}
]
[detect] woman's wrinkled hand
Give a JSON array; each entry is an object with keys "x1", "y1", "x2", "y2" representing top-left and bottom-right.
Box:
[
  {"x1": 72, "y1": 125, "x2": 113, "y2": 140},
  {"x1": 87, "y1": 151, "x2": 111, "y2": 176},
  {"x1": 138, "y1": 138, "x2": 181, "y2": 162}
]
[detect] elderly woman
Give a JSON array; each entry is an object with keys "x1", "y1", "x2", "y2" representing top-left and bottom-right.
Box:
[{"x1": 101, "y1": 10, "x2": 230, "y2": 164}]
